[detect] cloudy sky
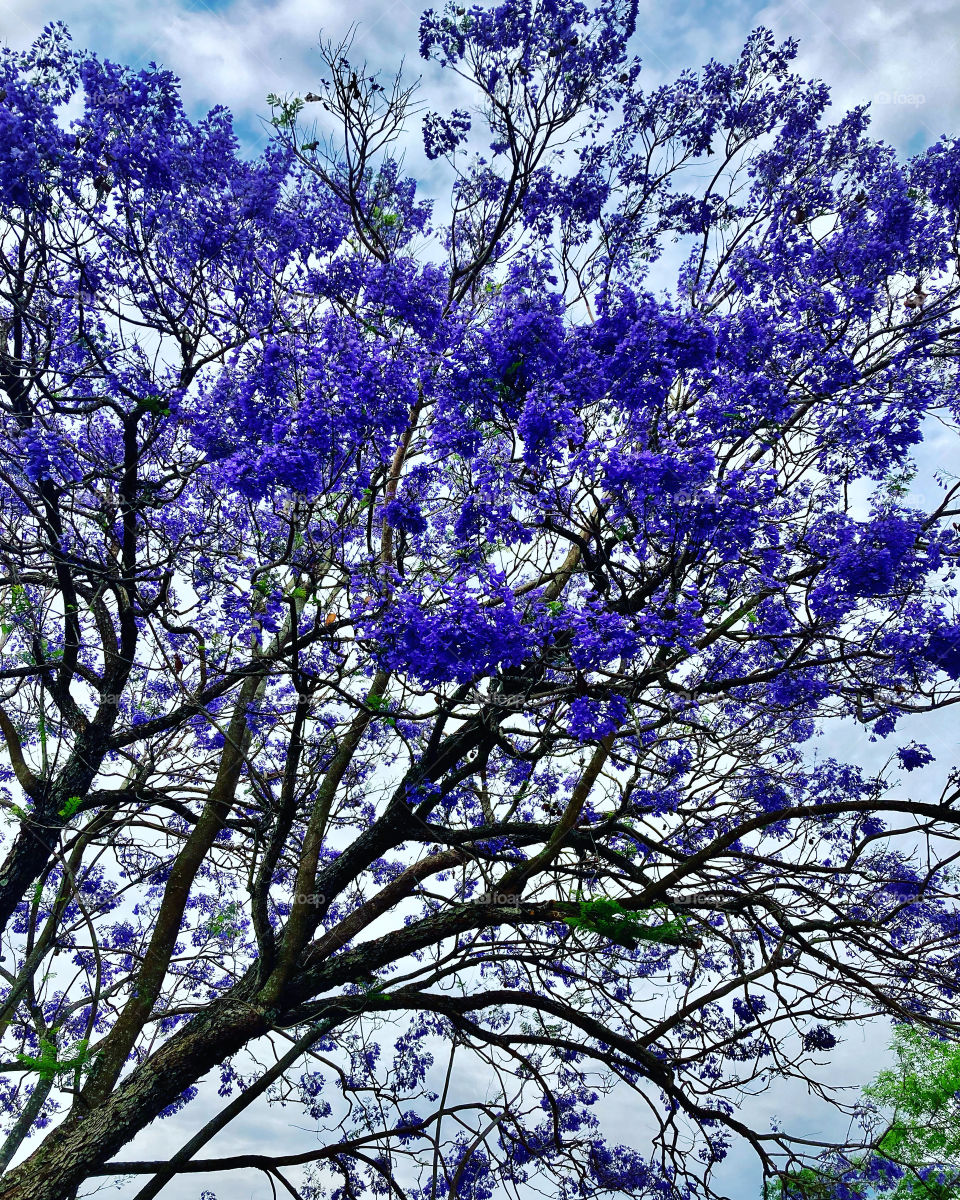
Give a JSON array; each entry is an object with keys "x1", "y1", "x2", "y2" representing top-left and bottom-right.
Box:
[
  {"x1": 1, "y1": 0, "x2": 957, "y2": 154},
  {"x1": 1, "y1": 0, "x2": 958, "y2": 1196}
]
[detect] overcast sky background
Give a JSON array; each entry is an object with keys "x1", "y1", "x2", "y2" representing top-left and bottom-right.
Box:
[{"x1": 1, "y1": 0, "x2": 958, "y2": 1197}]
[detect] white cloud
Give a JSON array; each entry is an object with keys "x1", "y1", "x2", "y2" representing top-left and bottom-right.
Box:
[
  {"x1": 755, "y1": 0, "x2": 960, "y2": 149},
  {"x1": 1, "y1": 0, "x2": 431, "y2": 149}
]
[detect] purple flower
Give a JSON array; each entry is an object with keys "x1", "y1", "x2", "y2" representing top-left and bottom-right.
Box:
[
  {"x1": 897, "y1": 743, "x2": 935, "y2": 772},
  {"x1": 802, "y1": 1026, "x2": 837, "y2": 1052}
]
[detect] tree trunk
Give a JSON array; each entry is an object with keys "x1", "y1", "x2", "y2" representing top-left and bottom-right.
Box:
[{"x1": 0, "y1": 997, "x2": 268, "y2": 1200}]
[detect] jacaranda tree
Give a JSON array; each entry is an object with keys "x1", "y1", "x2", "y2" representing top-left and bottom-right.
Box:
[{"x1": 3, "y1": 5, "x2": 960, "y2": 1198}]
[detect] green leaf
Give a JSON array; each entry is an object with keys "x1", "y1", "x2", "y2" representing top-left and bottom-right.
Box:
[
  {"x1": 562, "y1": 897, "x2": 689, "y2": 949},
  {"x1": 367, "y1": 693, "x2": 396, "y2": 727},
  {"x1": 135, "y1": 395, "x2": 170, "y2": 417},
  {"x1": 15, "y1": 1037, "x2": 92, "y2": 1081},
  {"x1": 267, "y1": 94, "x2": 304, "y2": 130},
  {"x1": 206, "y1": 900, "x2": 242, "y2": 939},
  {"x1": 58, "y1": 795, "x2": 82, "y2": 821}
]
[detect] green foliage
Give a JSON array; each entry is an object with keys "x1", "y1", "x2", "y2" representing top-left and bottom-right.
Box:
[
  {"x1": 502, "y1": 356, "x2": 523, "y2": 385},
  {"x1": 206, "y1": 901, "x2": 243, "y2": 939},
  {"x1": 563, "y1": 897, "x2": 688, "y2": 949},
  {"x1": 863, "y1": 1025, "x2": 960, "y2": 1198},
  {"x1": 764, "y1": 1027, "x2": 960, "y2": 1200},
  {"x1": 266, "y1": 93, "x2": 304, "y2": 130},
  {"x1": 764, "y1": 1165, "x2": 856, "y2": 1200},
  {"x1": 884, "y1": 468, "x2": 917, "y2": 499},
  {"x1": 0, "y1": 583, "x2": 31, "y2": 636},
  {"x1": 370, "y1": 205, "x2": 399, "y2": 228},
  {"x1": 367, "y1": 693, "x2": 396, "y2": 728},
  {"x1": 15, "y1": 1036, "x2": 92, "y2": 1081},
  {"x1": 57, "y1": 795, "x2": 82, "y2": 821},
  {"x1": 134, "y1": 395, "x2": 170, "y2": 416}
]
